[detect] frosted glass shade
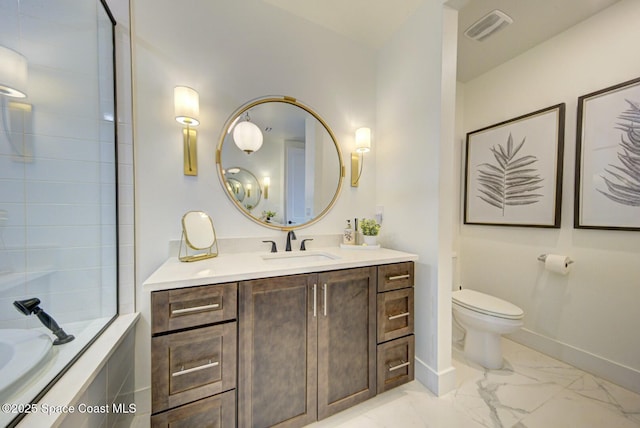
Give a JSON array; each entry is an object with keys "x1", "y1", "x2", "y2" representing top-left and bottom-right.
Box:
[
  {"x1": 355, "y1": 127, "x2": 371, "y2": 153},
  {"x1": 233, "y1": 120, "x2": 263, "y2": 154},
  {"x1": 0, "y1": 46, "x2": 28, "y2": 98},
  {"x1": 174, "y1": 86, "x2": 200, "y2": 126}
]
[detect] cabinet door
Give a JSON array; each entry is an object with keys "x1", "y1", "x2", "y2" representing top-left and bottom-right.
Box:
[
  {"x1": 317, "y1": 266, "x2": 376, "y2": 420},
  {"x1": 238, "y1": 274, "x2": 318, "y2": 428},
  {"x1": 151, "y1": 390, "x2": 236, "y2": 428}
]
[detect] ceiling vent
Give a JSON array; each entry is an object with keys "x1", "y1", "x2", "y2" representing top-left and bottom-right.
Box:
[{"x1": 464, "y1": 9, "x2": 513, "y2": 41}]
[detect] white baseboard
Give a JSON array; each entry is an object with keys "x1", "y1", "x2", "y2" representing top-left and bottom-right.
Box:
[
  {"x1": 414, "y1": 356, "x2": 457, "y2": 396},
  {"x1": 508, "y1": 328, "x2": 640, "y2": 395}
]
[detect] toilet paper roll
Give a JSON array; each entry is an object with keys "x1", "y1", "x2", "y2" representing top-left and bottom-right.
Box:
[{"x1": 545, "y1": 254, "x2": 572, "y2": 275}]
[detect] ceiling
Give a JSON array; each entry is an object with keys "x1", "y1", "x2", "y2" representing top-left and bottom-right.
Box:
[{"x1": 262, "y1": 0, "x2": 621, "y2": 82}]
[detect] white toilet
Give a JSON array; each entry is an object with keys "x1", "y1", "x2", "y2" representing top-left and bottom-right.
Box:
[{"x1": 452, "y1": 289, "x2": 524, "y2": 369}]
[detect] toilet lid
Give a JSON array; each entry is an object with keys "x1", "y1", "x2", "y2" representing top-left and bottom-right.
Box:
[{"x1": 452, "y1": 289, "x2": 524, "y2": 320}]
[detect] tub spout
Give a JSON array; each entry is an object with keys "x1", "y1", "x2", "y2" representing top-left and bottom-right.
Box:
[{"x1": 13, "y1": 298, "x2": 75, "y2": 345}]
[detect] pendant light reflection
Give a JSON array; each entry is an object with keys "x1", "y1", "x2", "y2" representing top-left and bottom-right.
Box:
[{"x1": 233, "y1": 112, "x2": 263, "y2": 154}]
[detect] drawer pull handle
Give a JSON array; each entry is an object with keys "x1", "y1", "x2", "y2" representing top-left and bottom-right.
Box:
[
  {"x1": 172, "y1": 360, "x2": 219, "y2": 377},
  {"x1": 313, "y1": 284, "x2": 317, "y2": 317},
  {"x1": 171, "y1": 303, "x2": 220, "y2": 315},
  {"x1": 388, "y1": 312, "x2": 410, "y2": 320},
  {"x1": 388, "y1": 360, "x2": 410, "y2": 372},
  {"x1": 388, "y1": 274, "x2": 410, "y2": 281}
]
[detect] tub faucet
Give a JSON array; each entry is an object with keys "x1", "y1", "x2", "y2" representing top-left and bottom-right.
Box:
[
  {"x1": 13, "y1": 298, "x2": 75, "y2": 345},
  {"x1": 285, "y1": 230, "x2": 297, "y2": 251}
]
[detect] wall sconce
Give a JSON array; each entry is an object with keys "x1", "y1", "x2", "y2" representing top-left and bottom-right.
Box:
[
  {"x1": 246, "y1": 183, "x2": 252, "y2": 198},
  {"x1": 233, "y1": 112, "x2": 263, "y2": 154},
  {"x1": 0, "y1": 45, "x2": 28, "y2": 98},
  {"x1": 351, "y1": 127, "x2": 371, "y2": 187},
  {"x1": 263, "y1": 176, "x2": 270, "y2": 199},
  {"x1": 174, "y1": 86, "x2": 200, "y2": 176}
]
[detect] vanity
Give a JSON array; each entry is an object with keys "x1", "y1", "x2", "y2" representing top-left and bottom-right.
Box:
[
  {"x1": 145, "y1": 96, "x2": 416, "y2": 426},
  {"x1": 144, "y1": 248, "x2": 417, "y2": 427}
]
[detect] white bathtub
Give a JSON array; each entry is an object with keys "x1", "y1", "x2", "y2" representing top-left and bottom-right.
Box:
[{"x1": 0, "y1": 329, "x2": 52, "y2": 402}]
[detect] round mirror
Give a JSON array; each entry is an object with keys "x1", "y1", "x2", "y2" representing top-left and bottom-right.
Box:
[
  {"x1": 223, "y1": 167, "x2": 262, "y2": 210},
  {"x1": 216, "y1": 96, "x2": 344, "y2": 230}
]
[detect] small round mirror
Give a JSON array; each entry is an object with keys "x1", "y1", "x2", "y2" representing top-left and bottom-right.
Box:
[{"x1": 216, "y1": 96, "x2": 344, "y2": 230}]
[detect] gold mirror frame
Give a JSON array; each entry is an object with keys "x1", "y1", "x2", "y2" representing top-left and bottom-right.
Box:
[{"x1": 216, "y1": 96, "x2": 345, "y2": 231}]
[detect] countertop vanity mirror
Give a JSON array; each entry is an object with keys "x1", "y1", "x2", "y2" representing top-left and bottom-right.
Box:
[
  {"x1": 216, "y1": 96, "x2": 345, "y2": 230},
  {"x1": 179, "y1": 211, "x2": 219, "y2": 262}
]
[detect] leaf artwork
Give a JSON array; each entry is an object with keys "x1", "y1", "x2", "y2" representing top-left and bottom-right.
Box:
[
  {"x1": 599, "y1": 99, "x2": 640, "y2": 206},
  {"x1": 476, "y1": 133, "x2": 543, "y2": 216}
]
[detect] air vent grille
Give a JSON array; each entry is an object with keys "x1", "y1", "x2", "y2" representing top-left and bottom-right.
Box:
[{"x1": 464, "y1": 9, "x2": 513, "y2": 41}]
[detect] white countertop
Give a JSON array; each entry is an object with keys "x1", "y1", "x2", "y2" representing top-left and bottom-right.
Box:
[{"x1": 144, "y1": 246, "x2": 418, "y2": 292}]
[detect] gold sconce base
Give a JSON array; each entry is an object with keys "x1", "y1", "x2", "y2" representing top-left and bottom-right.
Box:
[
  {"x1": 351, "y1": 152, "x2": 360, "y2": 187},
  {"x1": 183, "y1": 128, "x2": 198, "y2": 176}
]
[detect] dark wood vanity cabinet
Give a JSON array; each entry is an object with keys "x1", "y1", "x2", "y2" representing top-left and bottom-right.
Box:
[
  {"x1": 150, "y1": 282, "x2": 238, "y2": 427},
  {"x1": 149, "y1": 261, "x2": 415, "y2": 428},
  {"x1": 238, "y1": 266, "x2": 377, "y2": 428}
]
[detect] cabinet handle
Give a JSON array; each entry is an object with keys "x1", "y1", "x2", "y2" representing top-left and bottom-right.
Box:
[
  {"x1": 171, "y1": 303, "x2": 220, "y2": 315},
  {"x1": 388, "y1": 312, "x2": 410, "y2": 320},
  {"x1": 172, "y1": 360, "x2": 219, "y2": 377},
  {"x1": 388, "y1": 274, "x2": 410, "y2": 281},
  {"x1": 323, "y1": 283, "x2": 327, "y2": 317},
  {"x1": 313, "y1": 284, "x2": 317, "y2": 317},
  {"x1": 388, "y1": 360, "x2": 410, "y2": 372}
]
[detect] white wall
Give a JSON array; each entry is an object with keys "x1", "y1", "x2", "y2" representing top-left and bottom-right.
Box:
[
  {"x1": 132, "y1": 0, "x2": 378, "y2": 394},
  {"x1": 376, "y1": 1, "x2": 458, "y2": 395},
  {"x1": 459, "y1": 0, "x2": 640, "y2": 393}
]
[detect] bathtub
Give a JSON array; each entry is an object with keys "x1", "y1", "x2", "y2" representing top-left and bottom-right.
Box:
[{"x1": 0, "y1": 329, "x2": 52, "y2": 402}]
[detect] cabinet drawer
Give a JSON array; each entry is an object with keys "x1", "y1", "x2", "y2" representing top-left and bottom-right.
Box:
[
  {"x1": 377, "y1": 335, "x2": 414, "y2": 394},
  {"x1": 377, "y1": 262, "x2": 414, "y2": 292},
  {"x1": 152, "y1": 322, "x2": 237, "y2": 413},
  {"x1": 152, "y1": 282, "x2": 237, "y2": 334},
  {"x1": 151, "y1": 390, "x2": 236, "y2": 428},
  {"x1": 377, "y1": 288, "x2": 414, "y2": 343}
]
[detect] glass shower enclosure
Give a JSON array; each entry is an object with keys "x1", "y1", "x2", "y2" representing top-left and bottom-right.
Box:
[{"x1": 0, "y1": 0, "x2": 118, "y2": 425}]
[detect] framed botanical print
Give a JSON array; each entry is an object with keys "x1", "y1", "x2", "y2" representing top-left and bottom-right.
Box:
[
  {"x1": 464, "y1": 104, "x2": 565, "y2": 227},
  {"x1": 575, "y1": 76, "x2": 640, "y2": 230}
]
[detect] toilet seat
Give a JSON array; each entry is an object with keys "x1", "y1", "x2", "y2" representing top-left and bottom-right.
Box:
[{"x1": 452, "y1": 289, "x2": 523, "y2": 320}]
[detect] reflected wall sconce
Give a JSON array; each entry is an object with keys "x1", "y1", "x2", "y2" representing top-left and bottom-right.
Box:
[
  {"x1": 246, "y1": 183, "x2": 252, "y2": 198},
  {"x1": 0, "y1": 45, "x2": 28, "y2": 98},
  {"x1": 174, "y1": 86, "x2": 200, "y2": 176},
  {"x1": 233, "y1": 112, "x2": 263, "y2": 154},
  {"x1": 351, "y1": 127, "x2": 371, "y2": 187},
  {"x1": 263, "y1": 176, "x2": 270, "y2": 199}
]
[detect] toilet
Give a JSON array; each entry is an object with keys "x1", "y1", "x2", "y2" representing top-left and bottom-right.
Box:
[{"x1": 452, "y1": 289, "x2": 524, "y2": 369}]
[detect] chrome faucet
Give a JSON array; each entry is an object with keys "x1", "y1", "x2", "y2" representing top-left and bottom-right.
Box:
[{"x1": 285, "y1": 230, "x2": 297, "y2": 251}]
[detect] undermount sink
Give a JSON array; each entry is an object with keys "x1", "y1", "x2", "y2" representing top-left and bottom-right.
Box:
[{"x1": 261, "y1": 251, "x2": 340, "y2": 266}]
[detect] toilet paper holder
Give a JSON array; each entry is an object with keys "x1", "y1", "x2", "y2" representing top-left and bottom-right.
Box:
[{"x1": 537, "y1": 254, "x2": 574, "y2": 264}]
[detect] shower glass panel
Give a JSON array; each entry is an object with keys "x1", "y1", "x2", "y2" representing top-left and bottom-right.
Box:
[{"x1": 0, "y1": 0, "x2": 117, "y2": 425}]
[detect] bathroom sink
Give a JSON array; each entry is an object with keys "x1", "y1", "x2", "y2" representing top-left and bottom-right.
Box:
[
  {"x1": 261, "y1": 251, "x2": 340, "y2": 266},
  {"x1": 0, "y1": 329, "x2": 52, "y2": 400}
]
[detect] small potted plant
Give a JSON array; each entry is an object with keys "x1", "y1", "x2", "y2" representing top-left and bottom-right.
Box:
[
  {"x1": 262, "y1": 210, "x2": 276, "y2": 222},
  {"x1": 360, "y1": 218, "x2": 381, "y2": 246}
]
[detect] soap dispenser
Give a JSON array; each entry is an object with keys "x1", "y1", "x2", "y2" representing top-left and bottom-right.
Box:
[{"x1": 343, "y1": 220, "x2": 355, "y2": 245}]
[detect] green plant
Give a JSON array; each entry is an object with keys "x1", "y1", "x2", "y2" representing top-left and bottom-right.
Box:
[{"x1": 360, "y1": 218, "x2": 381, "y2": 236}]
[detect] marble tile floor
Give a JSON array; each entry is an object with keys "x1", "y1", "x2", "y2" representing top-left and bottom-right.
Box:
[
  {"x1": 130, "y1": 338, "x2": 640, "y2": 428},
  {"x1": 309, "y1": 338, "x2": 640, "y2": 428}
]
